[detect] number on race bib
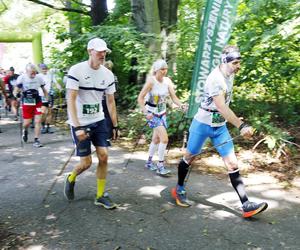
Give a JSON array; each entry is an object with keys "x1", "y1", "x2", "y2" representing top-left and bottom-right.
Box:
[
  {"x1": 82, "y1": 104, "x2": 100, "y2": 116},
  {"x1": 212, "y1": 112, "x2": 225, "y2": 124}
]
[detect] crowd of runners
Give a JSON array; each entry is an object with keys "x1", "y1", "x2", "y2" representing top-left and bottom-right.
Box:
[
  {"x1": 0, "y1": 63, "x2": 57, "y2": 143},
  {"x1": 0, "y1": 37, "x2": 268, "y2": 218}
]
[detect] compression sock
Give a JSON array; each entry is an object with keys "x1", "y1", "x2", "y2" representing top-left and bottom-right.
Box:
[
  {"x1": 68, "y1": 171, "x2": 77, "y2": 183},
  {"x1": 177, "y1": 158, "x2": 190, "y2": 186},
  {"x1": 157, "y1": 161, "x2": 164, "y2": 168},
  {"x1": 147, "y1": 156, "x2": 153, "y2": 163},
  {"x1": 96, "y1": 179, "x2": 106, "y2": 198},
  {"x1": 229, "y1": 169, "x2": 248, "y2": 204},
  {"x1": 148, "y1": 142, "x2": 158, "y2": 160},
  {"x1": 158, "y1": 143, "x2": 167, "y2": 162}
]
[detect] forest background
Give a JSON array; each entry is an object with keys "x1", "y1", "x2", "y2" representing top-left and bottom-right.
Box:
[{"x1": 0, "y1": 0, "x2": 299, "y2": 184}]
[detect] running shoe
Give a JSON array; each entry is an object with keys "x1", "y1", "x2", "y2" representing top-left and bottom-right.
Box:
[
  {"x1": 145, "y1": 161, "x2": 157, "y2": 171},
  {"x1": 242, "y1": 201, "x2": 268, "y2": 218},
  {"x1": 33, "y1": 139, "x2": 43, "y2": 148},
  {"x1": 47, "y1": 127, "x2": 54, "y2": 134},
  {"x1": 171, "y1": 187, "x2": 191, "y2": 207},
  {"x1": 94, "y1": 192, "x2": 117, "y2": 209},
  {"x1": 156, "y1": 165, "x2": 171, "y2": 176},
  {"x1": 64, "y1": 174, "x2": 75, "y2": 201},
  {"x1": 41, "y1": 127, "x2": 47, "y2": 134},
  {"x1": 22, "y1": 129, "x2": 28, "y2": 142}
]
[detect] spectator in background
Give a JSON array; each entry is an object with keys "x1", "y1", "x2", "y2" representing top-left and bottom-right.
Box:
[
  {"x1": 103, "y1": 60, "x2": 118, "y2": 139},
  {"x1": 3, "y1": 67, "x2": 19, "y2": 121},
  {"x1": 38, "y1": 63, "x2": 55, "y2": 134}
]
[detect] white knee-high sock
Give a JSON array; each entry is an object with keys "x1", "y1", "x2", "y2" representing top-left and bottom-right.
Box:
[
  {"x1": 158, "y1": 143, "x2": 167, "y2": 162},
  {"x1": 148, "y1": 142, "x2": 158, "y2": 160}
]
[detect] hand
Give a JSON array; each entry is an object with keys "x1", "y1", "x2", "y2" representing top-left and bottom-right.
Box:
[
  {"x1": 239, "y1": 123, "x2": 254, "y2": 139},
  {"x1": 112, "y1": 126, "x2": 119, "y2": 140},
  {"x1": 179, "y1": 103, "x2": 188, "y2": 112},
  {"x1": 145, "y1": 112, "x2": 153, "y2": 120},
  {"x1": 75, "y1": 127, "x2": 90, "y2": 142}
]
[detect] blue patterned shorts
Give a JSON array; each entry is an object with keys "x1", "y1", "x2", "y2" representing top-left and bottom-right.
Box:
[{"x1": 147, "y1": 114, "x2": 168, "y2": 129}]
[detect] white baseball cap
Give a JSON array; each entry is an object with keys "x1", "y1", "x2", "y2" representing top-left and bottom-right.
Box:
[{"x1": 87, "y1": 38, "x2": 111, "y2": 53}]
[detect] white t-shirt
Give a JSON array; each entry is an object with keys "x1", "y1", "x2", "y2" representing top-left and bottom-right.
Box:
[
  {"x1": 16, "y1": 74, "x2": 46, "y2": 105},
  {"x1": 145, "y1": 76, "x2": 171, "y2": 115},
  {"x1": 38, "y1": 72, "x2": 52, "y2": 98},
  {"x1": 66, "y1": 61, "x2": 116, "y2": 126},
  {"x1": 194, "y1": 66, "x2": 234, "y2": 127},
  {"x1": 17, "y1": 74, "x2": 45, "y2": 92}
]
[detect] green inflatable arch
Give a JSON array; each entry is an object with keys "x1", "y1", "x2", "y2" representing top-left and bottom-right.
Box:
[{"x1": 0, "y1": 32, "x2": 43, "y2": 65}]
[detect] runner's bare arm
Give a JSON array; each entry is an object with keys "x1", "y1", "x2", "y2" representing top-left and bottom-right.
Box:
[
  {"x1": 168, "y1": 81, "x2": 184, "y2": 108},
  {"x1": 137, "y1": 80, "x2": 153, "y2": 114},
  {"x1": 0, "y1": 79, "x2": 7, "y2": 100},
  {"x1": 213, "y1": 94, "x2": 253, "y2": 138},
  {"x1": 106, "y1": 93, "x2": 118, "y2": 127},
  {"x1": 13, "y1": 85, "x2": 21, "y2": 98},
  {"x1": 67, "y1": 89, "x2": 81, "y2": 128},
  {"x1": 213, "y1": 94, "x2": 243, "y2": 128},
  {"x1": 41, "y1": 85, "x2": 48, "y2": 100}
]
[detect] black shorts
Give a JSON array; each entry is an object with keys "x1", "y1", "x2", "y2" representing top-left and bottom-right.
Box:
[
  {"x1": 71, "y1": 120, "x2": 111, "y2": 157},
  {"x1": 42, "y1": 95, "x2": 54, "y2": 107},
  {"x1": 6, "y1": 92, "x2": 16, "y2": 100}
]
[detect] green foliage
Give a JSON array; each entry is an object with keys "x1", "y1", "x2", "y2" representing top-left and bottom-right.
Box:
[
  {"x1": 172, "y1": 0, "x2": 204, "y2": 93},
  {"x1": 232, "y1": 98, "x2": 295, "y2": 152},
  {"x1": 119, "y1": 111, "x2": 146, "y2": 138},
  {"x1": 119, "y1": 108, "x2": 191, "y2": 145},
  {"x1": 232, "y1": 0, "x2": 300, "y2": 127},
  {"x1": 116, "y1": 83, "x2": 140, "y2": 109},
  {"x1": 166, "y1": 109, "x2": 192, "y2": 145},
  {"x1": 106, "y1": 0, "x2": 131, "y2": 25}
]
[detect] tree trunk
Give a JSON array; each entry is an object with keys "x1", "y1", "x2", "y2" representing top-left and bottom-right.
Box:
[
  {"x1": 158, "y1": 0, "x2": 179, "y2": 34},
  {"x1": 158, "y1": 0, "x2": 179, "y2": 73},
  {"x1": 91, "y1": 0, "x2": 108, "y2": 26},
  {"x1": 65, "y1": 0, "x2": 82, "y2": 36},
  {"x1": 131, "y1": 0, "x2": 161, "y2": 55},
  {"x1": 131, "y1": 0, "x2": 146, "y2": 33}
]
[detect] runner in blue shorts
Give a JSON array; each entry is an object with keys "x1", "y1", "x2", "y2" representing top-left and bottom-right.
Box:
[{"x1": 171, "y1": 45, "x2": 268, "y2": 218}]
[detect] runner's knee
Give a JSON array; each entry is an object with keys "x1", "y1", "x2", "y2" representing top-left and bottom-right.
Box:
[
  {"x1": 161, "y1": 138, "x2": 168, "y2": 144},
  {"x1": 152, "y1": 137, "x2": 160, "y2": 144},
  {"x1": 183, "y1": 153, "x2": 194, "y2": 165},
  {"x1": 224, "y1": 159, "x2": 238, "y2": 172},
  {"x1": 98, "y1": 152, "x2": 108, "y2": 163}
]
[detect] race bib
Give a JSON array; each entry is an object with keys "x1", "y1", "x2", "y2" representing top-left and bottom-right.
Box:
[
  {"x1": 157, "y1": 103, "x2": 166, "y2": 113},
  {"x1": 211, "y1": 112, "x2": 225, "y2": 124},
  {"x1": 82, "y1": 103, "x2": 100, "y2": 116},
  {"x1": 23, "y1": 97, "x2": 36, "y2": 106}
]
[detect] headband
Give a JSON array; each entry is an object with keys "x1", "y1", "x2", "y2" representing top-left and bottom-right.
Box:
[
  {"x1": 152, "y1": 59, "x2": 168, "y2": 72},
  {"x1": 221, "y1": 51, "x2": 241, "y2": 63}
]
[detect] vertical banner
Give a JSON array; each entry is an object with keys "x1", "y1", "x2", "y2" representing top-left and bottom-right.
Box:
[{"x1": 187, "y1": 0, "x2": 239, "y2": 118}]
